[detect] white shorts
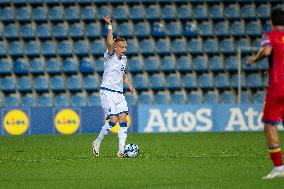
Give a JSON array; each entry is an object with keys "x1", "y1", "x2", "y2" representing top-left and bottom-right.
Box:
[{"x1": 100, "y1": 89, "x2": 128, "y2": 119}]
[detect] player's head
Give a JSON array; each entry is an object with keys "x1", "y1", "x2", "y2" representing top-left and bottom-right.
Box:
[
  {"x1": 114, "y1": 36, "x2": 127, "y2": 56},
  {"x1": 271, "y1": 7, "x2": 284, "y2": 26}
]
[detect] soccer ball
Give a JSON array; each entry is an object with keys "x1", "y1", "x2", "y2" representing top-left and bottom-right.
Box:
[{"x1": 124, "y1": 144, "x2": 139, "y2": 158}]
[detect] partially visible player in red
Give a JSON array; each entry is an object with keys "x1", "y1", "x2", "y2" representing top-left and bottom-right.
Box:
[{"x1": 247, "y1": 7, "x2": 284, "y2": 179}]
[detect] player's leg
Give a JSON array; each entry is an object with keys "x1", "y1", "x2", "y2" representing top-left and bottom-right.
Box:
[{"x1": 117, "y1": 113, "x2": 128, "y2": 157}]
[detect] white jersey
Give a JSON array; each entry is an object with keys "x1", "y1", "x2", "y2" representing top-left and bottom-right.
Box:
[{"x1": 101, "y1": 50, "x2": 127, "y2": 92}]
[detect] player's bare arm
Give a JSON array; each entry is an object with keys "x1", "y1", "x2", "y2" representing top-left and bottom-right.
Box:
[
  {"x1": 104, "y1": 16, "x2": 113, "y2": 53},
  {"x1": 123, "y1": 74, "x2": 136, "y2": 94},
  {"x1": 247, "y1": 46, "x2": 272, "y2": 66}
]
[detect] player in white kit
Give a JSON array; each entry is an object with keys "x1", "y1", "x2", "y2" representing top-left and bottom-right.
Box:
[{"x1": 92, "y1": 16, "x2": 136, "y2": 158}]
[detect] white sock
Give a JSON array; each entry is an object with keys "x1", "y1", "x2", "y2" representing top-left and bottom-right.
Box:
[
  {"x1": 275, "y1": 165, "x2": 284, "y2": 171},
  {"x1": 96, "y1": 122, "x2": 111, "y2": 144},
  {"x1": 118, "y1": 127, "x2": 127, "y2": 152}
]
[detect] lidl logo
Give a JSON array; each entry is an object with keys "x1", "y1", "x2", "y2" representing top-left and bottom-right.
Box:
[
  {"x1": 109, "y1": 114, "x2": 131, "y2": 133},
  {"x1": 3, "y1": 109, "x2": 29, "y2": 135},
  {"x1": 54, "y1": 109, "x2": 80, "y2": 135}
]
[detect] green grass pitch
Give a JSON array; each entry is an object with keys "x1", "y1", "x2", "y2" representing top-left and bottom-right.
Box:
[{"x1": 1, "y1": 132, "x2": 284, "y2": 189}]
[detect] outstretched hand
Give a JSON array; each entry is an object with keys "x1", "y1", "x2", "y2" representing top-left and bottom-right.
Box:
[
  {"x1": 247, "y1": 56, "x2": 256, "y2": 67},
  {"x1": 104, "y1": 16, "x2": 111, "y2": 25}
]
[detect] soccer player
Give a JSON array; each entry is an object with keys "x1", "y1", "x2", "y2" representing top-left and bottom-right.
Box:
[
  {"x1": 247, "y1": 7, "x2": 284, "y2": 179},
  {"x1": 92, "y1": 16, "x2": 136, "y2": 158}
]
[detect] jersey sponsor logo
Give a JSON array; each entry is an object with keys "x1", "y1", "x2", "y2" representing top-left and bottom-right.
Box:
[
  {"x1": 54, "y1": 109, "x2": 80, "y2": 135},
  {"x1": 3, "y1": 109, "x2": 29, "y2": 135}
]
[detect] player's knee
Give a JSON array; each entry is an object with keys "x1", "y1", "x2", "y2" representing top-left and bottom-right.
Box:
[{"x1": 109, "y1": 117, "x2": 118, "y2": 125}]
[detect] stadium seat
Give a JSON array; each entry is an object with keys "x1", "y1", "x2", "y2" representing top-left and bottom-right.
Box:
[
  {"x1": 160, "y1": 56, "x2": 175, "y2": 72},
  {"x1": 188, "y1": 38, "x2": 203, "y2": 54},
  {"x1": 54, "y1": 94, "x2": 69, "y2": 107},
  {"x1": 166, "y1": 74, "x2": 180, "y2": 90},
  {"x1": 28, "y1": 0, "x2": 43, "y2": 4},
  {"x1": 224, "y1": 4, "x2": 240, "y2": 20},
  {"x1": 125, "y1": 39, "x2": 138, "y2": 55},
  {"x1": 177, "y1": 5, "x2": 192, "y2": 20},
  {"x1": 176, "y1": 56, "x2": 192, "y2": 73},
  {"x1": 155, "y1": 93, "x2": 170, "y2": 104},
  {"x1": 34, "y1": 76, "x2": 49, "y2": 92},
  {"x1": 215, "y1": 21, "x2": 229, "y2": 36},
  {"x1": 13, "y1": 59, "x2": 28, "y2": 75},
  {"x1": 204, "y1": 91, "x2": 218, "y2": 104},
  {"x1": 133, "y1": 74, "x2": 148, "y2": 90},
  {"x1": 0, "y1": 41, "x2": 7, "y2": 57},
  {"x1": 171, "y1": 38, "x2": 187, "y2": 55},
  {"x1": 192, "y1": 56, "x2": 208, "y2": 72},
  {"x1": 198, "y1": 21, "x2": 213, "y2": 37},
  {"x1": 257, "y1": 4, "x2": 270, "y2": 19},
  {"x1": 253, "y1": 91, "x2": 264, "y2": 103},
  {"x1": 240, "y1": 4, "x2": 256, "y2": 20},
  {"x1": 215, "y1": 73, "x2": 230, "y2": 89},
  {"x1": 258, "y1": 58, "x2": 268, "y2": 71},
  {"x1": 64, "y1": 6, "x2": 80, "y2": 21},
  {"x1": 231, "y1": 73, "x2": 246, "y2": 89},
  {"x1": 9, "y1": 41, "x2": 23, "y2": 56},
  {"x1": 32, "y1": 6, "x2": 47, "y2": 22},
  {"x1": 50, "y1": 76, "x2": 65, "y2": 92},
  {"x1": 188, "y1": 92, "x2": 202, "y2": 104},
  {"x1": 79, "y1": 58, "x2": 94, "y2": 74},
  {"x1": 193, "y1": 4, "x2": 208, "y2": 20},
  {"x1": 46, "y1": 58, "x2": 61, "y2": 74},
  {"x1": 90, "y1": 40, "x2": 105, "y2": 55},
  {"x1": 37, "y1": 93, "x2": 53, "y2": 107},
  {"x1": 203, "y1": 38, "x2": 219, "y2": 54},
  {"x1": 166, "y1": 21, "x2": 182, "y2": 37},
  {"x1": 199, "y1": 73, "x2": 214, "y2": 89},
  {"x1": 20, "y1": 24, "x2": 35, "y2": 39},
  {"x1": 129, "y1": 5, "x2": 146, "y2": 20},
  {"x1": 134, "y1": 22, "x2": 150, "y2": 38},
  {"x1": 162, "y1": 5, "x2": 176, "y2": 20},
  {"x1": 71, "y1": 93, "x2": 86, "y2": 107},
  {"x1": 95, "y1": 58, "x2": 105, "y2": 73},
  {"x1": 246, "y1": 21, "x2": 262, "y2": 36},
  {"x1": 69, "y1": 23, "x2": 84, "y2": 39},
  {"x1": 240, "y1": 91, "x2": 251, "y2": 104},
  {"x1": 67, "y1": 76, "x2": 82, "y2": 92},
  {"x1": 209, "y1": 56, "x2": 224, "y2": 72},
  {"x1": 5, "y1": 94, "x2": 20, "y2": 107},
  {"x1": 149, "y1": 74, "x2": 165, "y2": 90},
  {"x1": 83, "y1": 75, "x2": 99, "y2": 91},
  {"x1": 85, "y1": 23, "x2": 101, "y2": 38},
  {"x1": 247, "y1": 73, "x2": 263, "y2": 89},
  {"x1": 125, "y1": 94, "x2": 136, "y2": 105},
  {"x1": 209, "y1": 4, "x2": 224, "y2": 20},
  {"x1": 1, "y1": 76, "x2": 16, "y2": 93},
  {"x1": 172, "y1": 93, "x2": 186, "y2": 104},
  {"x1": 62, "y1": 58, "x2": 78, "y2": 74},
  {"x1": 252, "y1": 38, "x2": 261, "y2": 49},
  {"x1": 144, "y1": 56, "x2": 159, "y2": 73},
  {"x1": 151, "y1": 22, "x2": 166, "y2": 37},
  {"x1": 53, "y1": 23, "x2": 68, "y2": 39},
  {"x1": 22, "y1": 94, "x2": 36, "y2": 107},
  {"x1": 183, "y1": 22, "x2": 198, "y2": 37},
  {"x1": 231, "y1": 21, "x2": 246, "y2": 36},
  {"x1": 225, "y1": 56, "x2": 238, "y2": 72},
  {"x1": 236, "y1": 38, "x2": 251, "y2": 53},
  {"x1": 0, "y1": 58, "x2": 12, "y2": 75},
  {"x1": 128, "y1": 57, "x2": 143, "y2": 73},
  {"x1": 97, "y1": 6, "x2": 111, "y2": 20},
  {"x1": 139, "y1": 39, "x2": 155, "y2": 55},
  {"x1": 220, "y1": 91, "x2": 235, "y2": 104},
  {"x1": 220, "y1": 39, "x2": 235, "y2": 54},
  {"x1": 182, "y1": 74, "x2": 197, "y2": 89},
  {"x1": 15, "y1": 6, "x2": 31, "y2": 22},
  {"x1": 4, "y1": 24, "x2": 19, "y2": 39},
  {"x1": 146, "y1": 5, "x2": 161, "y2": 20},
  {"x1": 138, "y1": 92, "x2": 153, "y2": 104},
  {"x1": 117, "y1": 22, "x2": 134, "y2": 38},
  {"x1": 156, "y1": 39, "x2": 170, "y2": 55},
  {"x1": 17, "y1": 76, "x2": 32, "y2": 92},
  {"x1": 36, "y1": 23, "x2": 52, "y2": 39},
  {"x1": 48, "y1": 6, "x2": 63, "y2": 21},
  {"x1": 113, "y1": 5, "x2": 129, "y2": 20},
  {"x1": 57, "y1": 41, "x2": 73, "y2": 56},
  {"x1": 87, "y1": 93, "x2": 101, "y2": 106},
  {"x1": 41, "y1": 41, "x2": 56, "y2": 56},
  {"x1": 80, "y1": 6, "x2": 96, "y2": 21},
  {"x1": 74, "y1": 40, "x2": 89, "y2": 56},
  {"x1": 0, "y1": 7, "x2": 14, "y2": 22},
  {"x1": 25, "y1": 41, "x2": 40, "y2": 56}
]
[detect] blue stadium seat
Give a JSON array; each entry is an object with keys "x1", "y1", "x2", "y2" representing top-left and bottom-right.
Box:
[
  {"x1": 54, "y1": 94, "x2": 69, "y2": 107},
  {"x1": 14, "y1": 59, "x2": 28, "y2": 75},
  {"x1": 48, "y1": 6, "x2": 63, "y2": 21},
  {"x1": 0, "y1": 59, "x2": 12, "y2": 75},
  {"x1": 15, "y1": 6, "x2": 31, "y2": 22},
  {"x1": 156, "y1": 39, "x2": 170, "y2": 55},
  {"x1": 62, "y1": 58, "x2": 78, "y2": 74},
  {"x1": 257, "y1": 4, "x2": 270, "y2": 19},
  {"x1": 74, "y1": 40, "x2": 89, "y2": 56},
  {"x1": 83, "y1": 75, "x2": 99, "y2": 91},
  {"x1": 133, "y1": 74, "x2": 148, "y2": 90},
  {"x1": 57, "y1": 41, "x2": 73, "y2": 56},
  {"x1": 12, "y1": 0, "x2": 27, "y2": 5},
  {"x1": 177, "y1": 56, "x2": 192, "y2": 73},
  {"x1": 125, "y1": 39, "x2": 138, "y2": 55},
  {"x1": 67, "y1": 76, "x2": 82, "y2": 92},
  {"x1": 95, "y1": 58, "x2": 104, "y2": 73},
  {"x1": 225, "y1": 56, "x2": 238, "y2": 72},
  {"x1": 0, "y1": 41, "x2": 7, "y2": 57},
  {"x1": 1, "y1": 77, "x2": 16, "y2": 93},
  {"x1": 209, "y1": 4, "x2": 224, "y2": 20},
  {"x1": 183, "y1": 22, "x2": 198, "y2": 37},
  {"x1": 50, "y1": 76, "x2": 65, "y2": 92},
  {"x1": 231, "y1": 73, "x2": 246, "y2": 89},
  {"x1": 151, "y1": 22, "x2": 166, "y2": 37},
  {"x1": 87, "y1": 93, "x2": 101, "y2": 106},
  {"x1": 34, "y1": 76, "x2": 49, "y2": 92},
  {"x1": 139, "y1": 39, "x2": 155, "y2": 55},
  {"x1": 258, "y1": 58, "x2": 268, "y2": 71},
  {"x1": 5, "y1": 94, "x2": 20, "y2": 107},
  {"x1": 171, "y1": 38, "x2": 187, "y2": 55},
  {"x1": 64, "y1": 6, "x2": 80, "y2": 21},
  {"x1": 240, "y1": 91, "x2": 251, "y2": 104},
  {"x1": 32, "y1": 6, "x2": 47, "y2": 22},
  {"x1": 36, "y1": 23, "x2": 52, "y2": 39},
  {"x1": 166, "y1": 22, "x2": 182, "y2": 37},
  {"x1": 162, "y1": 5, "x2": 176, "y2": 20},
  {"x1": 252, "y1": 38, "x2": 261, "y2": 49},
  {"x1": 53, "y1": 23, "x2": 68, "y2": 39},
  {"x1": 215, "y1": 21, "x2": 229, "y2": 36},
  {"x1": 144, "y1": 56, "x2": 159, "y2": 73},
  {"x1": 188, "y1": 92, "x2": 202, "y2": 104},
  {"x1": 247, "y1": 73, "x2": 263, "y2": 89},
  {"x1": 146, "y1": 5, "x2": 161, "y2": 20},
  {"x1": 215, "y1": 73, "x2": 230, "y2": 89},
  {"x1": 240, "y1": 4, "x2": 256, "y2": 20},
  {"x1": 204, "y1": 91, "x2": 218, "y2": 104},
  {"x1": 236, "y1": 38, "x2": 251, "y2": 53},
  {"x1": 203, "y1": 38, "x2": 219, "y2": 54},
  {"x1": 17, "y1": 76, "x2": 32, "y2": 92},
  {"x1": 199, "y1": 73, "x2": 214, "y2": 89},
  {"x1": 129, "y1": 5, "x2": 146, "y2": 20},
  {"x1": 0, "y1": 7, "x2": 14, "y2": 22},
  {"x1": 192, "y1": 56, "x2": 208, "y2": 72},
  {"x1": 220, "y1": 39, "x2": 235, "y2": 54},
  {"x1": 220, "y1": 91, "x2": 235, "y2": 104},
  {"x1": 160, "y1": 56, "x2": 175, "y2": 72},
  {"x1": 113, "y1": 5, "x2": 129, "y2": 20},
  {"x1": 188, "y1": 38, "x2": 203, "y2": 54},
  {"x1": 155, "y1": 93, "x2": 170, "y2": 104},
  {"x1": 262, "y1": 22, "x2": 272, "y2": 33},
  {"x1": 85, "y1": 23, "x2": 101, "y2": 38},
  {"x1": 80, "y1": 6, "x2": 96, "y2": 21},
  {"x1": 46, "y1": 58, "x2": 61, "y2": 74},
  {"x1": 231, "y1": 21, "x2": 246, "y2": 36},
  {"x1": 198, "y1": 21, "x2": 213, "y2": 37},
  {"x1": 37, "y1": 93, "x2": 53, "y2": 107},
  {"x1": 25, "y1": 41, "x2": 40, "y2": 56},
  {"x1": 4, "y1": 24, "x2": 19, "y2": 39},
  {"x1": 182, "y1": 74, "x2": 197, "y2": 89},
  {"x1": 193, "y1": 5, "x2": 208, "y2": 20},
  {"x1": 125, "y1": 94, "x2": 136, "y2": 105},
  {"x1": 20, "y1": 24, "x2": 35, "y2": 39},
  {"x1": 97, "y1": 6, "x2": 111, "y2": 20},
  {"x1": 209, "y1": 56, "x2": 224, "y2": 72},
  {"x1": 71, "y1": 93, "x2": 86, "y2": 107},
  {"x1": 128, "y1": 57, "x2": 143, "y2": 73},
  {"x1": 149, "y1": 74, "x2": 165, "y2": 90},
  {"x1": 22, "y1": 94, "x2": 36, "y2": 107},
  {"x1": 28, "y1": 0, "x2": 43, "y2": 4},
  {"x1": 172, "y1": 93, "x2": 185, "y2": 104},
  {"x1": 177, "y1": 5, "x2": 192, "y2": 20},
  {"x1": 166, "y1": 74, "x2": 180, "y2": 90},
  {"x1": 118, "y1": 22, "x2": 134, "y2": 38},
  {"x1": 253, "y1": 91, "x2": 264, "y2": 103},
  {"x1": 79, "y1": 58, "x2": 94, "y2": 74},
  {"x1": 134, "y1": 22, "x2": 150, "y2": 38},
  {"x1": 246, "y1": 21, "x2": 262, "y2": 36},
  {"x1": 91, "y1": 40, "x2": 105, "y2": 55},
  {"x1": 41, "y1": 41, "x2": 56, "y2": 56},
  {"x1": 138, "y1": 92, "x2": 153, "y2": 104},
  {"x1": 224, "y1": 4, "x2": 240, "y2": 20},
  {"x1": 9, "y1": 41, "x2": 23, "y2": 56},
  {"x1": 69, "y1": 23, "x2": 84, "y2": 39}
]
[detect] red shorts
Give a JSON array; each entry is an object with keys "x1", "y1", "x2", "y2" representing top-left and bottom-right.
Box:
[{"x1": 262, "y1": 93, "x2": 284, "y2": 125}]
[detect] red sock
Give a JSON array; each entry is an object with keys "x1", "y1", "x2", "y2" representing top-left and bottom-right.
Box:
[{"x1": 269, "y1": 146, "x2": 283, "y2": 167}]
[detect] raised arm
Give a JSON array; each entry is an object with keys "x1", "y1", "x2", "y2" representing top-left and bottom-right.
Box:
[{"x1": 104, "y1": 16, "x2": 113, "y2": 53}]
